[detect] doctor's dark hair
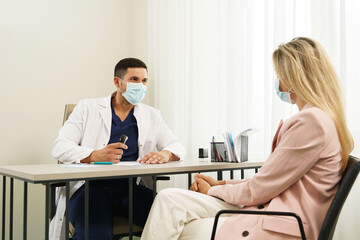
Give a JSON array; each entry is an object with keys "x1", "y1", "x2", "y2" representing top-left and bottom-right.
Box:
[{"x1": 114, "y1": 58, "x2": 147, "y2": 79}]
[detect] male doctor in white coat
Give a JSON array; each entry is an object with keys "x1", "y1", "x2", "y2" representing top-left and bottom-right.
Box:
[{"x1": 50, "y1": 58, "x2": 185, "y2": 240}]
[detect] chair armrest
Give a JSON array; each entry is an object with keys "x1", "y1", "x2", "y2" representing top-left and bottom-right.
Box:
[
  {"x1": 155, "y1": 176, "x2": 170, "y2": 181},
  {"x1": 50, "y1": 182, "x2": 66, "y2": 188},
  {"x1": 210, "y1": 209, "x2": 306, "y2": 240}
]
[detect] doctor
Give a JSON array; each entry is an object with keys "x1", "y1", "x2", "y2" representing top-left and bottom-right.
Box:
[{"x1": 50, "y1": 58, "x2": 185, "y2": 240}]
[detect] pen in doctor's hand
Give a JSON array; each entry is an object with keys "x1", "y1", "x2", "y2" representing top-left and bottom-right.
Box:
[
  {"x1": 81, "y1": 142, "x2": 127, "y2": 164},
  {"x1": 113, "y1": 134, "x2": 128, "y2": 162},
  {"x1": 119, "y1": 134, "x2": 128, "y2": 144}
]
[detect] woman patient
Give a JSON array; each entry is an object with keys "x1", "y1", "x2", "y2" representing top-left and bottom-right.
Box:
[{"x1": 140, "y1": 37, "x2": 354, "y2": 240}]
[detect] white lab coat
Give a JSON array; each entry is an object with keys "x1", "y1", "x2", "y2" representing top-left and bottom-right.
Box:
[{"x1": 49, "y1": 93, "x2": 185, "y2": 240}]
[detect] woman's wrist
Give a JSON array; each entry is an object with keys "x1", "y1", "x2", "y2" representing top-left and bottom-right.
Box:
[{"x1": 218, "y1": 180, "x2": 226, "y2": 185}]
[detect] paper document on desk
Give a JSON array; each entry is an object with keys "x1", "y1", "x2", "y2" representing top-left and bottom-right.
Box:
[
  {"x1": 114, "y1": 162, "x2": 141, "y2": 166},
  {"x1": 223, "y1": 132, "x2": 237, "y2": 162},
  {"x1": 223, "y1": 128, "x2": 259, "y2": 162},
  {"x1": 59, "y1": 164, "x2": 101, "y2": 168}
]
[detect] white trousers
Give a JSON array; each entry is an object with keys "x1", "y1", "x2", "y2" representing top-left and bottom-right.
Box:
[{"x1": 140, "y1": 188, "x2": 243, "y2": 240}]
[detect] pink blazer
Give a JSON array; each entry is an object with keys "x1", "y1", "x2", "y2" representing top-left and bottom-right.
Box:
[{"x1": 208, "y1": 104, "x2": 342, "y2": 239}]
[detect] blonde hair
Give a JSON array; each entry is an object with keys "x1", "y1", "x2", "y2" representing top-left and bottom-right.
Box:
[{"x1": 273, "y1": 37, "x2": 354, "y2": 173}]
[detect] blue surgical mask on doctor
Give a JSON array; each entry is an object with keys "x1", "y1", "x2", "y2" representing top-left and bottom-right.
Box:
[
  {"x1": 275, "y1": 77, "x2": 295, "y2": 104},
  {"x1": 118, "y1": 79, "x2": 147, "y2": 105}
]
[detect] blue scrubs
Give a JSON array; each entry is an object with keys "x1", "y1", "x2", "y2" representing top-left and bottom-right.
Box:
[
  {"x1": 108, "y1": 103, "x2": 139, "y2": 160},
  {"x1": 69, "y1": 100, "x2": 154, "y2": 240}
]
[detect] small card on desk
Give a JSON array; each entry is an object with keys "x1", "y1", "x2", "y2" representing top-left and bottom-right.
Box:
[{"x1": 92, "y1": 162, "x2": 113, "y2": 165}]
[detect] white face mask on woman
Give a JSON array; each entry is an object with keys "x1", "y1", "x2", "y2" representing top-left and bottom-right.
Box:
[
  {"x1": 275, "y1": 77, "x2": 295, "y2": 104},
  {"x1": 118, "y1": 79, "x2": 147, "y2": 105}
]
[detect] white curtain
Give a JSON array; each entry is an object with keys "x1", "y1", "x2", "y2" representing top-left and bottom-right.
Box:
[{"x1": 148, "y1": 0, "x2": 360, "y2": 239}]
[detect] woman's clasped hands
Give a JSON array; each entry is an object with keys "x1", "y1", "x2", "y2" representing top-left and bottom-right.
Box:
[{"x1": 189, "y1": 174, "x2": 225, "y2": 194}]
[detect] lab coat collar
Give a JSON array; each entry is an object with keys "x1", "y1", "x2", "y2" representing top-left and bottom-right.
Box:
[
  {"x1": 98, "y1": 93, "x2": 113, "y2": 134},
  {"x1": 134, "y1": 103, "x2": 149, "y2": 153}
]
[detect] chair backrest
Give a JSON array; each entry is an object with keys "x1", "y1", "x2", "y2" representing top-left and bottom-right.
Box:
[
  {"x1": 57, "y1": 104, "x2": 76, "y2": 164},
  {"x1": 62, "y1": 104, "x2": 76, "y2": 124},
  {"x1": 318, "y1": 155, "x2": 360, "y2": 240}
]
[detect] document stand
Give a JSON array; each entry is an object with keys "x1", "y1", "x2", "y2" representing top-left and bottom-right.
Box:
[{"x1": 240, "y1": 134, "x2": 248, "y2": 162}]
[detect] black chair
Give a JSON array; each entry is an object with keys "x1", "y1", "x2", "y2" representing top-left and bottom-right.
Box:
[{"x1": 211, "y1": 155, "x2": 360, "y2": 240}]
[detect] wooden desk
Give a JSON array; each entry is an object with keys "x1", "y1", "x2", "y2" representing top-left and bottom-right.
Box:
[{"x1": 0, "y1": 159, "x2": 263, "y2": 240}]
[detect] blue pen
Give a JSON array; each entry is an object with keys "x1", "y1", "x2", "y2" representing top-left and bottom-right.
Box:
[
  {"x1": 228, "y1": 133, "x2": 234, "y2": 146},
  {"x1": 92, "y1": 162, "x2": 113, "y2": 165}
]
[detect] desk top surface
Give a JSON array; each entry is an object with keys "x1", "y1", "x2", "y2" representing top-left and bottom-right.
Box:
[{"x1": 0, "y1": 159, "x2": 263, "y2": 183}]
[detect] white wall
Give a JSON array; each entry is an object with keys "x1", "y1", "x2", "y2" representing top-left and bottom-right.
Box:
[
  {"x1": 1, "y1": 0, "x2": 359, "y2": 239},
  {"x1": 0, "y1": 0, "x2": 149, "y2": 239},
  {"x1": 0, "y1": 0, "x2": 150, "y2": 166}
]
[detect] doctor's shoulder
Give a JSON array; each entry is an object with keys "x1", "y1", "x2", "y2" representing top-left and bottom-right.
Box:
[
  {"x1": 136, "y1": 103, "x2": 163, "y2": 121},
  {"x1": 136, "y1": 103, "x2": 161, "y2": 114},
  {"x1": 72, "y1": 96, "x2": 109, "y2": 115}
]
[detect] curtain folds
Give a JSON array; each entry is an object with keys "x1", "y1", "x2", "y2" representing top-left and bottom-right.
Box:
[{"x1": 148, "y1": 0, "x2": 360, "y2": 238}]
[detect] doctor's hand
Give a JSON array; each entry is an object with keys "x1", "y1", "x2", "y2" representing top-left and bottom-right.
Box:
[
  {"x1": 139, "y1": 150, "x2": 173, "y2": 164},
  {"x1": 81, "y1": 142, "x2": 128, "y2": 164}
]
